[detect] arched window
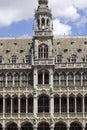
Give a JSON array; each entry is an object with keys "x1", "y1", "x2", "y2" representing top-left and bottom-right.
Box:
[
  {"x1": 13, "y1": 97, "x2": 18, "y2": 113},
  {"x1": 21, "y1": 123, "x2": 33, "y2": 130},
  {"x1": 0, "y1": 73, "x2": 5, "y2": 87},
  {"x1": 53, "y1": 73, "x2": 59, "y2": 86},
  {"x1": 7, "y1": 73, "x2": 13, "y2": 87},
  {"x1": 54, "y1": 122, "x2": 67, "y2": 130},
  {"x1": 38, "y1": 71, "x2": 49, "y2": 85},
  {"x1": 21, "y1": 73, "x2": 27, "y2": 87},
  {"x1": 85, "y1": 96, "x2": 87, "y2": 112},
  {"x1": 6, "y1": 123, "x2": 18, "y2": 130},
  {"x1": 47, "y1": 19, "x2": 49, "y2": 26},
  {"x1": 70, "y1": 54, "x2": 77, "y2": 63},
  {"x1": 38, "y1": 44, "x2": 48, "y2": 59},
  {"x1": 28, "y1": 96, "x2": 33, "y2": 113},
  {"x1": 61, "y1": 96, "x2": 67, "y2": 112},
  {"x1": 54, "y1": 96, "x2": 59, "y2": 112},
  {"x1": 75, "y1": 72, "x2": 81, "y2": 86},
  {"x1": 77, "y1": 96, "x2": 82, "y2": 112},
  {"x1": 5, "y1": 96, "x2": 11, "y2": 113},
  {"x1": 20, "y1": 96, "x2": 26, "y2": 113},
  {"x1": 11, "y1": 55, "x2": 17, "y2": 63},
  {"x1": 0, "y1": 96, "x2": 3, "y2": 113},
  {"x1": 0, "y1": 124, "x2": 2, "y2": 130},
  {"x1": 83, "y1": 72, "x2": 87, "y2": 86},
  {"x1": 38, "y1": 95, "x2": 49, "y2": 113},
  {"x1": 85, "y1": 124, "x2": 87, "y2": 130},
  {"x1": 70, "y1": 122, "x2": 82, "y2": 130},
  {"x1": 28, "y1": 72, "x2": 33, "y2": 86},
  {"x1": 41, "y1": 18, "x2": 45, "y2": 29},
  {"x1": 60, "y1": 72, "x2": 66, "y2": 86},
  {"x1": 68, "y1": 72, "x2": 74, "y2": 86},
  {"x1": 38, "y1": 122, "x2": 50, "y2": 130},
  {"x1": 14, "y1": 73, "x2": 20, "y2": 87},
  {"x1": 69, "y1": 96, "x2": 75, "y2": 112}
]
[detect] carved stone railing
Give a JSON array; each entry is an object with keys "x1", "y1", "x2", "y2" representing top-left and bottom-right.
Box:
[
  {"x1": 0, "y1": 63, "x2": 31, "y2": 70},
  {"x1": 55, "y1": 62, "x2": 87, "y2": 69},
  {"x1": 33, "y1": 58, "x2": 54, "y2": 66},
  {"x1": 54, "y1": 112, "x2": 84, "y2": 118},
  {"x1": 37, "y1": 113, "x2": 50, "y2": 118},
  {"x1": 37, "y1": 85, "x2": 50, "y2": 90}
]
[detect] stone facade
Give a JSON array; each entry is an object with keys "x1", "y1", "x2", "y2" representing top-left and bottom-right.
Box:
[{"x1": 0, "y1": 0, "x2": 87, "y2": 130}]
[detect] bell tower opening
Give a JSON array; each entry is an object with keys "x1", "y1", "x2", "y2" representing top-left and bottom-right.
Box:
[{"x1": 34, "y1": 0, "x2": 52, "y2": 32}]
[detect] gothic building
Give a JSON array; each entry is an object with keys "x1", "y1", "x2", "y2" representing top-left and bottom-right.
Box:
[{"x1": 0, "y1": 0, "x2": 87, "y2": 130}]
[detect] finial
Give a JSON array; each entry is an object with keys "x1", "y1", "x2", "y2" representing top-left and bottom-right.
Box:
[{"x1": 38, "y1": 0, "x2": 48, "y2": 5}]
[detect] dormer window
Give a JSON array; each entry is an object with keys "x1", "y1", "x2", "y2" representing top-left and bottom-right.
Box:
[
  {"x1": 57, "y1": 55, "x2": 62, "y2": 63},
  {"x1": 38, "y1": 44, "x2": 48, "y2": 59},
  {"x1": 26, "y1": 55, "x2": 31, "y2": 63},
  {"x1": 12, "y1": 55, "x2": 17, "y2": 63},
  {"x1": 0, "y1": 56, "x2": 2, "y2": 63},
  {"x1": 70, "y1": 54, "x2": 77, "y2": 63}
]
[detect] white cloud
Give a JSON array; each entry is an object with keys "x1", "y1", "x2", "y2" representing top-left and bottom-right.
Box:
[
  {"x1": 0, "y1": 0, "x2": 37, "y2": 27},
  {"x1": 0, "y1": 0, "x2": 87, "y2": 35},
  {"x1": 53, "y1": 19, "x2": 72, "y2": 35},
  {"x1": 49, "y1": 0, "x2": 80, "y2": 21}
]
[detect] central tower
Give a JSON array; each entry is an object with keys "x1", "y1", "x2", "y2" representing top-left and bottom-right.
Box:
[{"x1": 33, "y1": 0, "x2": 53, "y2": 61}]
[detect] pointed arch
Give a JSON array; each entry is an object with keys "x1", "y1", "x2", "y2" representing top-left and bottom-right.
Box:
[
  {"x1": 54, "y1": 122, "x2": 67, "y2": 130},
  {"x1": 7, "y1": 73, "x2": 13, "y2": 87},
  {"x1": 68, "y1": 72, "x2": 74, "y2": 86},
  {"x1": 38, "y1": 94, "x2": 49, "y2": 113},
  {"x1": 14, "y1": 73, "x2": 20, "y2": 87},
  {"x1": 21, "y1": 122, "x2": 33, "y2": 130},
  {"x1": 38, "y1": 44, "x2": 48, "y2": 59},
  {"x1": 70, "y1": 122, "x2": 82, "y2": 130},
  {"x1": 75, "y1": 72, "x2": 81, "y2": 86},
  {"x1": 60, "y1": 72, "x2": 66, "y2": 86},
  {"x1": 6, "y1": 122, "x2": 18, "y2": 130},
  {"x1": 38, "y1": 122, "x2": 50, "y2": 130}
]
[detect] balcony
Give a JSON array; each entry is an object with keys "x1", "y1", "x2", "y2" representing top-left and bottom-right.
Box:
[
  {"x1": 33, "y1": 58, "x2": 54, "y2": 66},
  {"x1": 55, "y1": 62, "x2": 87, "y2": 69},
  {"x1": 0, "y1": 63, "x2": 31, "y2": 70}
]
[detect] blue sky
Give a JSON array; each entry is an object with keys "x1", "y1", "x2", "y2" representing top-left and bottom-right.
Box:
[{"x1": 0, "y1": 0, "x2": 87, "y2": 37}]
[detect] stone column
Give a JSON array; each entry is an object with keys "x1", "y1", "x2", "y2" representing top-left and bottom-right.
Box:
[
  {"x1": 13, "y1": 74, "x2": 15, "y2": 87},
  {"x1": 33, "y1": 68, "x2": 38, "y2": 115},
  {"x1": 75, "y1": 96, "x2": 77, "y2": 113},
  {"x1": 43, "y1": 71, "x2": 44, "y2": 85},
  {"x1": 67, "y1": 95, "x2": 69, "y2": 114},
  {"x1": 81, "y1": 73, "x2": 83, "y2": 86},
  {"x1": 34, "y1": 95, "x2": 38, "y2": 115},
  {"x1": 50, "y1": 95, "x2": 54, "y2": 115},
  {"x1": 59, "y1": 96, "x2": 61, "y2": 113},
  {"x1": 18, "y1": 95, "x2": 20, "y2": 117},
  {"x1": 11, "y1": 97, "x2": 13, "y2": 114},
  {"x1": 50, "y1": 126, "x2": 54, "y2": 130},
  {"x1": 67, "y1": 125, "x2": 70, "y2": 130},
  {"x1": 74, "y1": 73, "x2": 75, "y2": 86},
  {"x1": 83, "y1": 96, "x2": 85, "y2": 117},
  {"x1": 5, "y1": 74, "x2": 7, "y2": 87},
  {"x1": 34, "y1": 126, "x2": 37, "y2": 130},
  {"x1": 18, "y1": 127, "x2": 21, "y2": 130},
  {"x1": 26, "y1": 96, "x2": 28, "y2": 114},
  {"x1": 3, "y1": 127, "x2": 5, "y2": 130},
  {"x1": 83, "y1": 127, "x2": 85, "y2": 130},
  {"x1": 3, "y1": 96, "x2": 5, "y2": 117}
]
